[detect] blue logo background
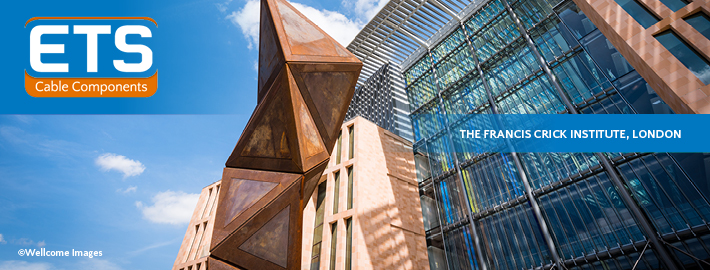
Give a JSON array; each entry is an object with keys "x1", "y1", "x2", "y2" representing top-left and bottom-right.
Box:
[{"x1": 26, "y1": 18, "x2": 157, "y2": 78}]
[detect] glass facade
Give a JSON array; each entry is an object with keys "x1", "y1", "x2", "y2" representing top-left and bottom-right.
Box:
[{"x1": 403, "y1": 0, "x2": 710, "y2": 269}]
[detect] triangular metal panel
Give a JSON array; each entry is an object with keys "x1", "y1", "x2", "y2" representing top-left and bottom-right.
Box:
[
  {"x1": 238, "y1": 205, "x2": 290, "y2": 267},
  {"x1": 263, "y1": 0, "x2": 361, "y2": 63},
  {"x1": 226, "y1": 68, "x2": 303, "y2": 173},
  {"x1": 211, "y1": 168, "x2": 301, "y2": 251},
  {"x1": 211, "y1": 179, "x2": 303, "y2": 270},
  {"x1": 257, "y1": 0, "x2": 286, "y2": 103},
  {"x1": 289, "y1": 63, "x2": 361, "y2": 153},
  {"x1": 208, "y1": 257, "x2": 244, "y2": 270},
  {"x1": 223, "y1": 178, "x2": 278, "y2": 227},
  {"x1": 286, "y1": 66, "x2": 329, "y2": 172}
]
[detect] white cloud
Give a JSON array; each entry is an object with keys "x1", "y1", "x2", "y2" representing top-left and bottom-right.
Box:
[
  {"x1": 343, "y1": 0, "x2": 388, "y2": 22},
  {"x1": 8, "y1": 238, "x2": 44, "y2": 247},
  {"x1": 695, "y1": 65, "x2": 710, "y2": 85},
  {"x1": 289, "y1": 2, "x2": 362, "y2": 46},
  {"x1": 227, "y1": 0, "x2": 363, "y2": 50},
  {"x1": 216, "y1": 0, "x2": 233, "y2": 13},
  {"x1": 15, "y1": 238, "x2": 34, "y2": 246},
  {"x1": 0, "y1": 261, "x2": 53, "y2": 270},
  {"x1": 95, "y1": 153, "x2": 145, "y2": 178},
  {"x1": 117, "y1": 186, "x2": 138, "y2": 194},
  {"x1": 0, "y1": 234, "x2": 5, "y2": 244},
  {"x1": 135, "y1": 191, "x2": 199, "y2": 225},
  {"x1": 226, "y1": 0, "x2": 260, "y2": 50}
]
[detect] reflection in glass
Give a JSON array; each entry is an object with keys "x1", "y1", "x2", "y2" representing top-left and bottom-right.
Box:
[
  {"x1": 614, "y1": 0, "x2": 660, "y2": 28},
  {"x1": 329, "y1": 222, "x2": 337, "y2": 270},
  {"x1": 655, "y1": 30, "x2": 710, "y2": 84},
  {"x1": 685, "y1": 12, "x2": 710, "y2": 40},
  {"x1": 659, "y1": 0, "x2": 689, "y2": 12},
  {"x1": 333, "y1": 172, "x2": 340, "y2": 214},
  {"x1": 310, "y1": 182, "x2": 327, "y2": 270}
]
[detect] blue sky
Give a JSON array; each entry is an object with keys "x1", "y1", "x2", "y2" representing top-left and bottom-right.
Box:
[
  {"x1": 0, "y1": 115, "x2": 249, "y2": 270},
  {"x1": 0, "y1": 0, "x2": 387, "y2": 269}
]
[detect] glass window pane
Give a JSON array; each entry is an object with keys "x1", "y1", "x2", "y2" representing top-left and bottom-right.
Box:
[
  {"x1": 581, "y1": 30, "x2": 634, "y2": 81},
  {"x1": 347, "y1": 166, "x2": 354, "y2": 210},
  {"x1": 310, "y1": 181, "x2": 327, "y2": 269},
  {"x1": 670, "y1": 153, "x2": 710, "y2": 200},
  {"x1": 659, "y1": 0, "x2": 689, "y2": 12},
  {"x1": 336, "y1": 132, "x2": 342, "y2": 164},
  {"x1": 556, "y1": 1, "x2": 597, "y2": 39},
  {"x1": 685, "y1": 12, "x2": 710, "y2": 40},
  {"x1": 346, "y1": 218, "x2": 352, "y2": 270},
  {"x1": 415, "y1": 148, "x2": 432, "y2": 182},
  {"x1": 348, "y1": 125, "x2": 354, "y2": 159},
  {"x1": 428, "y1": 245, "x2": 448, "y2": 270},
  {"x1": 421, "y1": 194, "x2": 440, "y2": 231},
  {"x1": 655, "y1": 30, "x2": 710, "y2": 84},
  {"x1": 333, "y1": 172, "x2": 340, "y2": 214},
  {"x1": 614, "y1": 71, "x2": 673, "y2": 114},
  {"x1": 329, "y1": 223, "x2": 338, "y2": 270},
  {"x1": 614, "y1": 0, "x2": 660, "y2": 28}
]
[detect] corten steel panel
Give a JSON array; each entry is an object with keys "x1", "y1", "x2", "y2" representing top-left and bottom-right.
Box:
[
  {"x1": 227, "y1": 68, "x2": 304, "y2": 173},
  {"x1": 222, "y1": 179, "x2": 278, "y2": 228},
  {"x1": 211, "y1": 168, "x2": 301, "y2": 249},
  {"x1": 257, "y1": 0, "x2": 285, "y2": 103},
  {"x1": 289, "y1": 62, "x2": 362, "y2": 151},
  {"x1": 208, "y1": 257, "x2": 243, "y2": 270},
  {"x1": 264, "y1": 0, "x2": 360, "y2": 64},
  {"x1": 213, "y1": 0, "x2": 361, "y2": 269},
  {"x1": 226, "y1": 0, "x2": 361, "y2": 174},
  {"x1": 300, "y1": 159, "x2": 328, "y2": 208},
  {"x1": 238, "y1": 205, "x2": 291, "y2": 267},
  {"x1": 211, "y1": 179, "x2": 303, "y2": 270}
]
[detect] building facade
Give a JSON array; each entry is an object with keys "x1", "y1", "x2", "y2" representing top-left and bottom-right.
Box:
[
  {"x1": 575, "y1": 0, "x2": 710, "y2": 113},
  {"x1": 173, "y1": 117, "x2": 427, "y2": 270},
  {"x1": 346, "y1": 0, "x2": 710, "y2": 269},
  {"x1": 173, "y1": 181, "x2": 221, "y2": 270},
  {"x1": 345, "y1": 62, "x2": 414, "y2": 142},
  {"x1": 301, "y1": 116, "x2": 427, "y2": 270}
]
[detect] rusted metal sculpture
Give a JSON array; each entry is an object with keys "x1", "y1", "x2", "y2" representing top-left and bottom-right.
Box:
[{"x1": 207, "y1": 0, "x2": 362, "y2": 269}]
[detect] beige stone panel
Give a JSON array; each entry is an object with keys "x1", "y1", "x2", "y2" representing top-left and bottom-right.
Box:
[{"x1": 296, "y1": 117, "x2": 426, "y2": 270}]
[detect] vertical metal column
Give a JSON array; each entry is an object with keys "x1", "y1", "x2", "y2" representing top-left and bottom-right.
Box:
[
  {"x1": 501, "y1": 0, "x2": 577, "y2": 114},
  {"x1": 500, "y1": 0, "x2": 680, "y2": 268},
  {"x1": 423, "y1": 140, "x2": 453, "y2": 270}
]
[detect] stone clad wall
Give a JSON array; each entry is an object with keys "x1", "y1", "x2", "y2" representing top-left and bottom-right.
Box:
[
  {"x1": 301, "y1": 116, "x2": 427, "y2": 270},
  {"x1": 573, "y1": 0, "x2": 710, "y2": 113},
  {"x1": 173, "y1": 181, "x2": 221, "y2": 270}
]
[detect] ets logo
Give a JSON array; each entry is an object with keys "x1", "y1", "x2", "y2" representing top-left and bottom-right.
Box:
[{"x1": 25, "y1": 17, "x2": 157, "y2": 97}]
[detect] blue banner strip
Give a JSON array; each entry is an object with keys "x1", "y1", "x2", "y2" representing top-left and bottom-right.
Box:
[{"x1": 422, "y1": 114, "x2": 710, "y2": 153}]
